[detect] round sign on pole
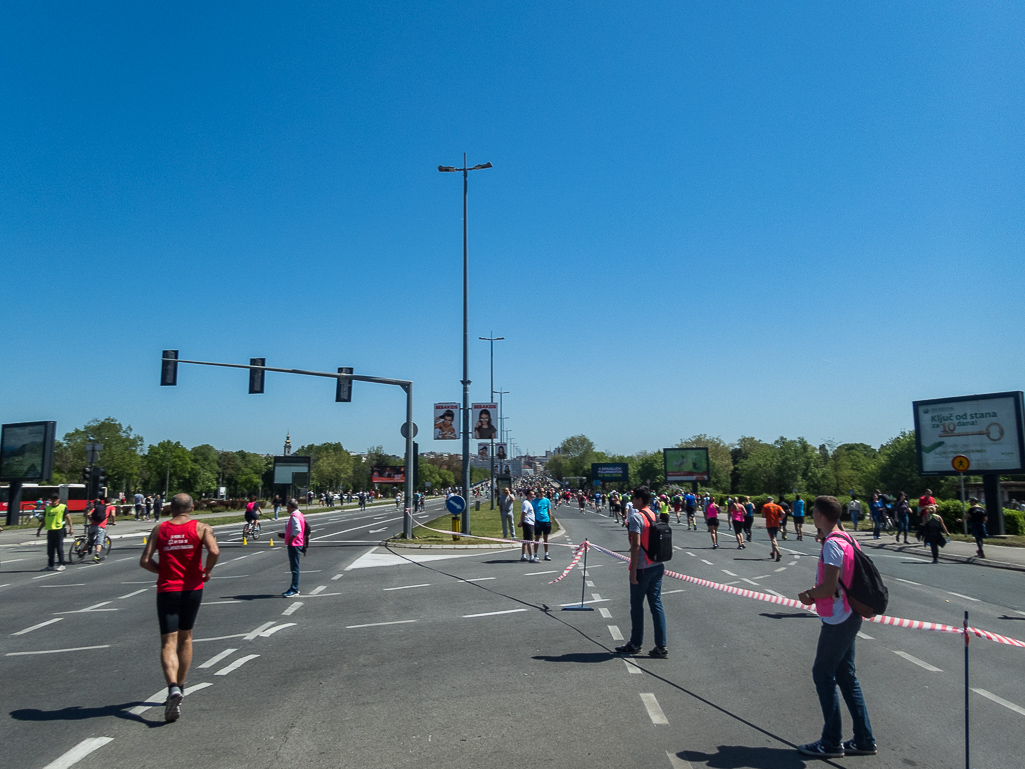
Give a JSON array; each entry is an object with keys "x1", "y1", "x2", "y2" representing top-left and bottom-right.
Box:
[
  {"x1": 446, "y1": 495, "x2": 466, "y2": 515},
  {"x1": 951, "y1": 454, "x2": 971, "y2": 473},
  {"x1": 400, "y1": 422, "x2": 418, "y2": 439}
]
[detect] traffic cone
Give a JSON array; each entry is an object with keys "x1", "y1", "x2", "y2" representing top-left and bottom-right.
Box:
[
  {"x1": 242, "y1": 536, "x2": 248, "y2": 546},
  {"x1": 269, "y1": 538, "x2": 274, "y2": 547},
  {"x1": 143, "y1": 536, "x2": 147, "y2": 545}
]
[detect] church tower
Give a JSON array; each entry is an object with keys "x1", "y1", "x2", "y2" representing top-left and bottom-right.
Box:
[{"x1": 284, "y1": 433, "x2": 292, "y2": 456}]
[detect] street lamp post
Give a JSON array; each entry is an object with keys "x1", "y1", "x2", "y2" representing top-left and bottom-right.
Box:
[
  {"x1": 438, "y1": 155, "x2": 492, "y2": 534},
  {"x1": 479, "y1": 335, "x2": 504, "y2": 508}
]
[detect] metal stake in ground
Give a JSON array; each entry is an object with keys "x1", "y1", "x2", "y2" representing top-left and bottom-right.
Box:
[
  {"x1": 563, "y1": 540, "x2": 594, "y2": 612},
  {"x1": 964, "y1": 609, "x2": 970, "y2": 769}
]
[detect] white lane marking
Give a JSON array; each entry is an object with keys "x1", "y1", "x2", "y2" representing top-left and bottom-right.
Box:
[
  {"x1": 215, "y1": 653, "x2": 260, "y2": 676},
  {"x1": 667, "y1": 749, "x2": 695, "y2": 769},
  {"x1": 260, "y1": 622, "x2": 296, "y2": 637},
  {"x1": 599, "y1": 607, "x2": 612, "y2": 618},
  {"x1": 121, "y1": 581, "x2": 152, "y2": 584},
  {"x1": 301, "y1": 592, "x2": 340, "y2": 597},
  {"x1": 1013, "y1": 610, "x2": 1025, "y2": 617},
  {"x1": 972, "y1": 688, "x2": 1025, "y2": 717},
  {"x1": 126, "y1": 681, "x2": 213, "y2": 716},
  {"x1": 586, "y1": 580, "x2": 596, "y2": 587},
  {"x1": 230, "y1": 555, "x2": 249, "y2": 561},
  {"x1": 774, "y1": 567, "x2": 787, "y2": 572},
  {"x1": 204, "y1": 600, "x2": 245, "y2": 606},
  {"x1": 946, "y1": 591, "x2": 980, "y2": 602},
  {"x1": 282, "y1": 601, "x2": 303, "y2": 616},
  {"x1": 384, "y1": 583, "x2": 431, "y2": 591},
  {"x1": 53, "y1": 601, "x2": 118, "y2": 615},
  {"x1": 721, "y1": 570, "x2": 738, "y2": 577},
  {"x1": 857, "y1": 632, "x2": 874, "y2": 640},
  {"x1": 559, "y1": 598, "x2": 610, "y2": 606},
  {"x1": 524, "y1": 570, "x2": 557, "y2": 576},
  {"x1": 608, "y1": 625, "x2": 624, "y2": 641},
  {"x1": 198, "y1": 648, "x2": 237, "y2": 669},
  {"x1": 895, "y1": 577, "x2": 922, "y2": 586},
  {"x1": 1, "y1": 558, "x2": 25, "y2": 564},
  {"x1": 0, "y1": 584, "x2": 9, "y2": 589},
  {"x1": 787, "y1": 560, "x2": 799, "y2": 566},
  {"x1": 686, "y1": 552, "x2": 695, "y2": 557},
  {"x1": 331, "y1": 574, "x2": 343, "y2": 581},
  {"x1": 347, "y1": 619, "x2": 417, "y2": 629},
  {"x1": 663, "y1": 589, "x2": 685, "y2": 595},
  {"x1": 764, "y1": 589, "x2": 786, "y2": 599},
  {"x1": 640, "y1": 693, "x2": 669, "y2": 725},
  {"x1": 741, "y1": 578, "x2": 760, "y2": 586},
  {"x1": 625, "y1": 660, "x2": 641, "y2": 674},
  {"x1": 369, "y1": 528, "x2": 388, "y2": 533},
  {"x1": 700, "y1": 559, "x2": 713, "y2": 565},
  {"x1": 115, "y1": 556, "x2": 134, "y2": 562},
  {"x1": 7, "y1": 644, "x2": 110, "y2": 656},
  {"x1": 192, "y1": 633, "x2": 248, "y2": 643},
  {"x1": 463, "y1": 608, "x2": 528, "y2": 618},
  {"x1": 243, "y1": 622, "x2": 276, "y2": 641},
  {"x1": 591, "y1": 593, "x2": 602, "y2": 601},
  {"x1": 309, "y1": 585, "x2": 327, "y2": 595},
  {"x1": 39, "y1": 584, "x2": 85, "y2": 588},
  {"x1": 460, "y1": 577, "x2": 497, "y2": 583},
  {"x1": 12, "y1": 618, "x2": 64, "y2": 635},
  {"x1": 33, "y1": 572, "x2": 62, "y2": 580},
  {"x1": 40, "y1": 736, "x2": 114, "y2": 769},
  {"x1": 118, "y1": 589, "x2": 148, "y2": 599},
  {"x1": 751, "y1": 575, "x2": 771, "y2": 580},
  {"x1": 893, "y1": 650, "x2": 943, "y2": 672}
]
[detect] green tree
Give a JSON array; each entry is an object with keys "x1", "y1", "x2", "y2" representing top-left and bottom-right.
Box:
[
  {"x1": 296, "y1": 443, "x2": 355, "y2": 491},
  {"x1": 632, "y1": 451, "x2": 664, "y2": 489},
  {"x1": 60, "y1": 418, "x2": 144, "y2": 493},
  {"x1": 871, "y1": 432, "x2": 926, "y2": 496},
  {"x1": 142, "y1": 441, "x2": 194, "y2": 495},
  {"x1": 188, "y1": 444, "x2": 220, "y2": 496}
]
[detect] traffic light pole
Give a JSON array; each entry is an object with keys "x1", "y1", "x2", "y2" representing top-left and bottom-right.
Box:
[{"x1": 161, "y1": 355, "x2": 416, "y2": 539}]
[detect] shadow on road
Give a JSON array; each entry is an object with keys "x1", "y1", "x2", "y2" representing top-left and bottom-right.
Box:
[
  {"x1": 677, "y1": 745, "x2": 818, "y2": 769},
  {"x1": 10, "y1": 704, "x2": 166, "y2": 728},
  {"x1": 531, "y1": 651, "x2": 615, "y2": 664}
]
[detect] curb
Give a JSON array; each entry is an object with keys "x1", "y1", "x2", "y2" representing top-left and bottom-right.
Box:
[{"x1": 856, "y1": 537, "x2": 1025, "y2": 574}]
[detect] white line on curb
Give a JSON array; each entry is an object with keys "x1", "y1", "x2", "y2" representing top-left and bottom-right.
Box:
[
  {"x1": 41, "y1": 736, "x2": 113, "y2": 769},
  {"x1": 640, "y1": 693, "x2": 669, "y2": 725}
]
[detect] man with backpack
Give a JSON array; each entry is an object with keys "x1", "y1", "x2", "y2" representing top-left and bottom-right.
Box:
[
  {"x1": 796, "y1": 496, "x2": 877, "y2": 759},
  {"x1": 615, "y1": 486, "x2": 668, "y2": 659}
]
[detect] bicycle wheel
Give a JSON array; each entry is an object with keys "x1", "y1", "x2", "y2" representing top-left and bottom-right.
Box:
[
  {"x1": 99, "y1": 535, "x2": 112, "y2": 561},
  {"x1": 251, "y1": 521, "x2": 261, "y2": 540},
  {"x1": 68, "y1": 537, "x2": 87, "y2": 564},
  {"x1": 241, "y1": 524, "x2": 249, "y2": 539}
]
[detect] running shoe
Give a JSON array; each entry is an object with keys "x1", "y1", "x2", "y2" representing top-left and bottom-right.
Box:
[
  {"x1": 797, "y1": 741, "x2": 843, "y2": 759},
  {"x1": 543, "y1": 554, "x2": 551, "y2": 561},
  {"x1": 649, "y1": 646, "x2": 668, "y2": 659},
  {"x1": 164, "y1": 688, "x2": 183, "y2": 723},
  {"x1": 841, "y1": 739, "x2": 877, "y2": 756},
  {"x1": 41, "y1": 566, "x2": 55, "y2": 571},
  {"x1": 56, "y1": 565, "x2": 66, "y2": 571},
  {"x1": 520, "y1": 554, "x2": 528, "y2": 561},
  {"x1": 614, "y1": 643, "x2": 642, "y2": 655}
]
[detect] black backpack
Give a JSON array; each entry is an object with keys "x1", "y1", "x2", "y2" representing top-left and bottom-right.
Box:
[
  {"x1": 642, "y1": 509, "x2": 673, "y2": 563},
  {"x1": 828, "y1": 531, "x2": 888, "y2": 618}
]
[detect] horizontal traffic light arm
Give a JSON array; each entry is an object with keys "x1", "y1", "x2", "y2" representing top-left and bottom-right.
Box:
[{"x1": 161, "y1": 357, "x2": 410, "y2": 388}]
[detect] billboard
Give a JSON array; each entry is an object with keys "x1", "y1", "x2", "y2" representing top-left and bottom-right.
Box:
[
  {"x1": 592, "y1": 462, "x2": 629, "y2": 483},
  {"x1": 371, "y1": 465, "x2": 406, "y2": 484},
  {"x1": 663, "y1": 447, "x2": 710, "y2": 482},
  {"x1": 273, "y1": 456, "x2": 311, "y2": 486},
  {"x1": 0, "y1": 421, "x2": 56, "y2": 483},
  {"x1": 472, "y1": 403, "x2": 498, "y2": 439},
  {"x1": 433, "y1": 402, "x2": 459, "y2": 440},
  {"x1": 913, "y1": 392, "x2": 1025, "y2": 475}
]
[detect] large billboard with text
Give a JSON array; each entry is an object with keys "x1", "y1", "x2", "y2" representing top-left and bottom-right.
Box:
[
  {"x1": 913, "y1": 392, "x2": 1025, "y2": 475},
  {"x1": 591, "y1": 462, "x2": 629, "y2": 483}
]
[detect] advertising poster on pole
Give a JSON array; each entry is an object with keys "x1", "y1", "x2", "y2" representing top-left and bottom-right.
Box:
[
  {"x1": 476, "y1": 442, "x2": 490, "y2": 462},
  {"x1": 433, "y1": 403, "x2": 459, "y2": 440},
  {"x1": 663, "y1": 447, "x2": 711, "y2": 482},
  {"x1": 913, "y1": 392, "x2": 1025, "y2": 475},
  {"x1": 472, "y1": 403, "x2": 498, "y2": 439},
  {"x1": 495, "y1": 443, "x2": 508, "y2": 462}
]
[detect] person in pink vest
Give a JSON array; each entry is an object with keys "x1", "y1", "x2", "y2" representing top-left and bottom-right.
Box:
[
  {"x1": 796, "y1": 496, "x2": 876, "y2": 759},
  {"x1": 282, "y1": 498, "x2": 308, "y2": 597}
]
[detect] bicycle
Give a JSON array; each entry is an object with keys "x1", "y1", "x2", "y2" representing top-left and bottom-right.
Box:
[
  {"x1": 68, "y1": 529, "x2": 112, "y2": 563},
  {"x1": 242, "y1": 518, "x2": 261, "y2": 540}
]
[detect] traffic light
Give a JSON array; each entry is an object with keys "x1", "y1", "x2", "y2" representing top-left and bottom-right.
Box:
[
  {"x1": 161, "y1": 350, "x2": 178, "y2": 386},
  {"x1": 249, "y1": 358, "x2": 265, "y2": 394},
  {"x1": 336, "y1": 367, "x2": 353, "y2": 402},
  {"x1": 91, "y1": 467, "x2": 107, "y2": 500},
  {"x1": 81, "y1": 467, "x2": 91, "y2": 483}
]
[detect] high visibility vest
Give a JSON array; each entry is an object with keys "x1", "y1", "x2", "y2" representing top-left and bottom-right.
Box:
[{"x1": 44, "y1": 504, "x2": 68, "y2": 531}]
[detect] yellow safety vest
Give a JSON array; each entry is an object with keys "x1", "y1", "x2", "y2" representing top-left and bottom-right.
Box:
[{"x1": 44, "y1": 503, "x2": 68, "y2": 531}]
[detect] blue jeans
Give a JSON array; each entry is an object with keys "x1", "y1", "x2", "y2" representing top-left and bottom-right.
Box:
[
  {"x1": 287, "y1": 545, "x2": 301, "y2": 592},
  {"x1": 812, "y1": 613, "x2": 874, "y2": 748},
  {"x1": 628, "y1": 563, "x2": 666, "y2": 649}
]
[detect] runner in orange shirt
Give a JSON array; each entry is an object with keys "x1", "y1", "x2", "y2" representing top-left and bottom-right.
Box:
[{"x1": 762, "y1": 496, "x2": 784, "y2": 562}]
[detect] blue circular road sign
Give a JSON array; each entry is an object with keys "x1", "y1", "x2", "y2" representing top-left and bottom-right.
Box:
[{"x1": 446, "y1": 495, "x2": 466, "y2": 515}]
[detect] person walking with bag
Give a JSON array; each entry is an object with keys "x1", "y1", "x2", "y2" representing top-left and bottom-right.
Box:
[
  {"x1": 282, "y1": 499, "x2": 307, "y2": 597},
  {"x1": 615, "y1": 486, "x2": 668, "y2": 659},
  {"x1": 922, "y1": 505, "x2": 949, "y2": 563},
  {"x1": 965, "y1": 497, "x2": 988, "y2": 558},
  {"x1": 796, "y1": 496, "x2": 876, "y2": 758}
]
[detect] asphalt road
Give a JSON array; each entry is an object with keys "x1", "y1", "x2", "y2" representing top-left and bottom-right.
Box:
[{"x1": 2, "y1": 499, "x2": 1023, "y2": 769}]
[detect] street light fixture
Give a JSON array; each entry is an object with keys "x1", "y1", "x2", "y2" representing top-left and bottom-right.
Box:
[{"x1": 439, "y1": 154, "x2": 493, "y2": 534}]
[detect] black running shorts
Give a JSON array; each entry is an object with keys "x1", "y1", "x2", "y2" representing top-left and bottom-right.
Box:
[
  {"x1": 157, "y1": 589, "x2": 204, "y2": 635},
  {"x1": 534, "y1": 521, "x2": 552, "y2": 537}
]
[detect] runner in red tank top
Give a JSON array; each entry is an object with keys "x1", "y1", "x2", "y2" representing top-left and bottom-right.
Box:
[{"x1": 140, "y1": 493, "x2": 219, "y2": 723}]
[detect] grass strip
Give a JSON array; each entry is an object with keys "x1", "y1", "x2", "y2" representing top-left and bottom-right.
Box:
[{"x1": 393, "y1": 506, "x2": 560, "y2": 545}]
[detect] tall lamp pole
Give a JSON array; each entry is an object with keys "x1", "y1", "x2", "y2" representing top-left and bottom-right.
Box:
[
  {"x1": 439, "y1": 155, "x2": 492, "y2": 534},
  {"x1": 479, "y1": 335, "x2": 504, "y2": 508}
]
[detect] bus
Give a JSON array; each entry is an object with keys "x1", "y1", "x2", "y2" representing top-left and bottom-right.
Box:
[{"x1": 0, "y1": 483, "x2": 90, "y2": 515}]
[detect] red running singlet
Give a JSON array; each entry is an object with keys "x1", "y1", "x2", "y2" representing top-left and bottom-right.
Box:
[{"x1": 156, "y1": 519, "x2": 205, "y2": 593}]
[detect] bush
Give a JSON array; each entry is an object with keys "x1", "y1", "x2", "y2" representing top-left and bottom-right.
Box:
[{"x1": 1003, "y1": 509, "x2": 1025, "y2": 536}]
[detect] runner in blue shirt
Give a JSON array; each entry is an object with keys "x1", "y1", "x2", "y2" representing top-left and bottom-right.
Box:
[{"x1": 533, "y1": 491, "x2": 553, "y2": 561}]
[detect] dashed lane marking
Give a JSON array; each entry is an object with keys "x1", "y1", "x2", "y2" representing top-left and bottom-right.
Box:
[
  {"x1": 282, "y1": 601, "x2": 303, "y2": 616},
  {"x1": 591, "y1": 593, "x2": 602, "y2": 601},
  {"x1": 895, "y1": 578, "x2": 922, "y2": 586},
  {"x1": 12, "y1": 618, "x2": 63, "y2": 635},
  {"x1": 721, "y1": 570, "x2": 738, "y2": 577},
  {"x1": 640, "y1": 693, "x2": 669, "y2": 725},
  {"x1": 192, "y1": 633, "x2": 248, "y2": 643},
  {"x1": 40, "y1": 736, "x2": 113, "y2": 769},
  {"x1": 751, "y1": 575, "x2": 771, "y2": 580},
  {"x1": 309, "y1": 585, "x2": 327, "y2": 595},
  {"x1": 260, "y1": 622, "x2": 295, "y2": 637},
  {"x1": 787, "y1": 560, "x2": 799, "y2": 566},
  {"x1": 893, "y1": 650, "x2": 942, "y2": 672},
  {"x1": 625, "y1": 660, "x2": 641, "y2": 675},
  {"x1": 524, "y1": 570, "x2": 557, "y2": 576},
  {"x1": 243, "y1": 622, "x2": 276, "y2": 641},
  {"x1": 774, "y1": 567, "x2": 787, "y2": 572},
  {"x1": 463, "y1": 608, "x2": 528, "y2": 618},
  {"x1": 121, "y1": 581, "x2": 151, "y2": 584},
  {"x1": 215, "y1": 654, "x2": 260, "y2": 676},
  {"x1": 198, "y1": 648, "x2": 237, "y2": 669},
  {"x1": 741, "y1": 578, "x2": 760, "y2": 586},
  {"x1": 230, "y1": 555, "x2": 249, "y2": 561},
  {"x1": 686, "y1": 552, "x2": 695, "y2": 557},
  {"x1": 39, "y1": 584, "x2": 85, "y2": 588},
  {"x1": 331, "y1": 574, "x2": 343, "y2": 581},
  {"x1": 764, "y1": 589, "x2": 786, "y2": 599},
  {"x1": 205, "y1": 600, "x2": 245, "y2": 606},
  {"x1": 53, "y1": 601, "x2": 118, "y2": 614},
  {"x1": 347, "y1": 619, "x2": 417, "y2": 629},
  {"x1": 663, "y1": 589, "x2": 685, "y2": 595},
  {"x1": 7, "y1": 644, "x2": 110, "y2": 656},
  {"x1": 586, "y1": 580, "x2": 596, "y2": 587},
  {"x1": 608, "y1": 625, "x2": 624, "y2": 641},
  {"x1": 857, "y1": 632, "x2": 873, "y2": 640},
  {"x1": 384, "y1": 584, "x2": 431, "y2": 591},
  {"x1": 559, "y1": 598, "x2": 610, "y2": 606},
  {"x1": 599, "y1": 608, "x2": 612, "y2": 618},
  {"x1": 946, "y1": 591, "x2": 980, "y2": 602},
  {"x1": 118, "y1": 589, "x2": 148, "y2": 599},
  {"x1": 972, "y1": 689, "x2": 1025, "y2": 717},
  {"x1": 32, "y1": 571, "x2": 61, "y2": 580},
  {"x1": 667, "y1": 749, "x2": 695, "y2": 769},
  {"x1": 302, "y1": 592, "x2": 341, "y2": 597},
  {"x1": 460, "y1": 577, "x2": 496, "y2": 583},
  {"x1": 700, "y1": 559, "x2": 713, "y2": 565}
]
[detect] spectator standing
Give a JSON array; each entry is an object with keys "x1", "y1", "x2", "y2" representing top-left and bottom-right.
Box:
[
  {"x1": 615, "y1": 486, "x2": 668, "y2": 659},
  {"x1": 533, "y1": 490, "x2": 553, "y2": 561},
  {"x1": 499, "y1": 487, "x2": 516, "y2": 539},
  {"x1": 273, "y1": 494, "x2": 282, "y2": 520},
  {"x1": 36, "y1": 494, "x2": 73, "y2": 571},
  {"x1": 848, "y1": 495, "x2": 862, "y2": 532},
  {"x1": 894, "y1": 492, "x2": 911, "y2": 544},
  {"x1": 144, "y1": 495, "x2": 153, "y2": 521},
  {"x1": 282, "y1": 499, "x2": 307, "y2": 597},
  {"x1": 153, "y1": 493, "x2": 164, "y2": 521},
  {"x1": 519, "y1": 490, "x2": 536, "y2": 562},
  {"x1": 134, "y1": 491, "x2": 145, "y2": 520},
  {"x1": 869, "y1": 492, "x2": 884, "y2": 539},
  {"x1": 796, "y1": 496, "x2": 876, "y2": 759}
]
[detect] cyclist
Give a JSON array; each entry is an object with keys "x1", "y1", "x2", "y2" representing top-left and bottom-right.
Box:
[
  {"x1": 89, "y1": 497, "x2": 113, "y2": 562},
  {"x1": 244, "y1": 495, "x2": 261, "y2": 534}
]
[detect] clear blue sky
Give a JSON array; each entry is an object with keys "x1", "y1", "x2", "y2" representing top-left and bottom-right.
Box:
[{"x1": 2, "y1": 2, "x2": 1022, "y2": 458}]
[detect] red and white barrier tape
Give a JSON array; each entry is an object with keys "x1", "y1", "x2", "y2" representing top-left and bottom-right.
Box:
[
  {"x1": 549, "y1": 542, "x2": 588, "y2": 584},
  {"x1": 415, "y1": 524, "x2": 580, "y2": 549},
  {"x1": 586, "y1": 543, "x2": 1025, "y2": 649}
]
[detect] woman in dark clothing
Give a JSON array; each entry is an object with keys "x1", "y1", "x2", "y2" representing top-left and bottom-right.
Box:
[{"x1": 922, "y1": 505, "x2": 950, "y2": 563}]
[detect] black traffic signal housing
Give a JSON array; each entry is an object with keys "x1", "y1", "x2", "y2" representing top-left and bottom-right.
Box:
[
  {"x1": 336, "y1": 367, "x2": 353, "y2": 402},
  {"x1": 249, "y1": 358, "x2": 265, "y2": 394},
  {"x1": 161, "y1": 350, "x2": 178, "y2": 386}
]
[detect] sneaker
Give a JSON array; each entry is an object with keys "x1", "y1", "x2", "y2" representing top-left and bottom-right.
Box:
[
  {"x1": 797, "y1": 741, "x2": 844, "y2": 759},
  {"x1": 520, "y1": 554, "x2": 528, "y2": 562},
  {"x1": 614, "y1": 643, "x2": 642, "y2": 655},
  {"x1": 93, "y1": 556, "x2": 101, "y2": 563},
  {"x1": 841, "y1": 739, "x2": 877, "y2": 756},
  {"x1": 164, "y1": 688, "x2": 183, "y2": 723},
  {"x1": 282, "y1": 589, "x2": 300, "y2": 597},
  {"x1": 531, "y1": 556, "x2": 540, "y2": 563},
  {"x1": 649, "y1": 646, "x2": 668, "y2": 659},
  {"x1": 56, "y1": 565, "x2": 66, "y2": 571},
  {"x1": 543, "y1": 554, "x2": 551, "y2": 561},
  {"x1": 41, "y1": 566, "x2": 55, "y2": 571}
]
